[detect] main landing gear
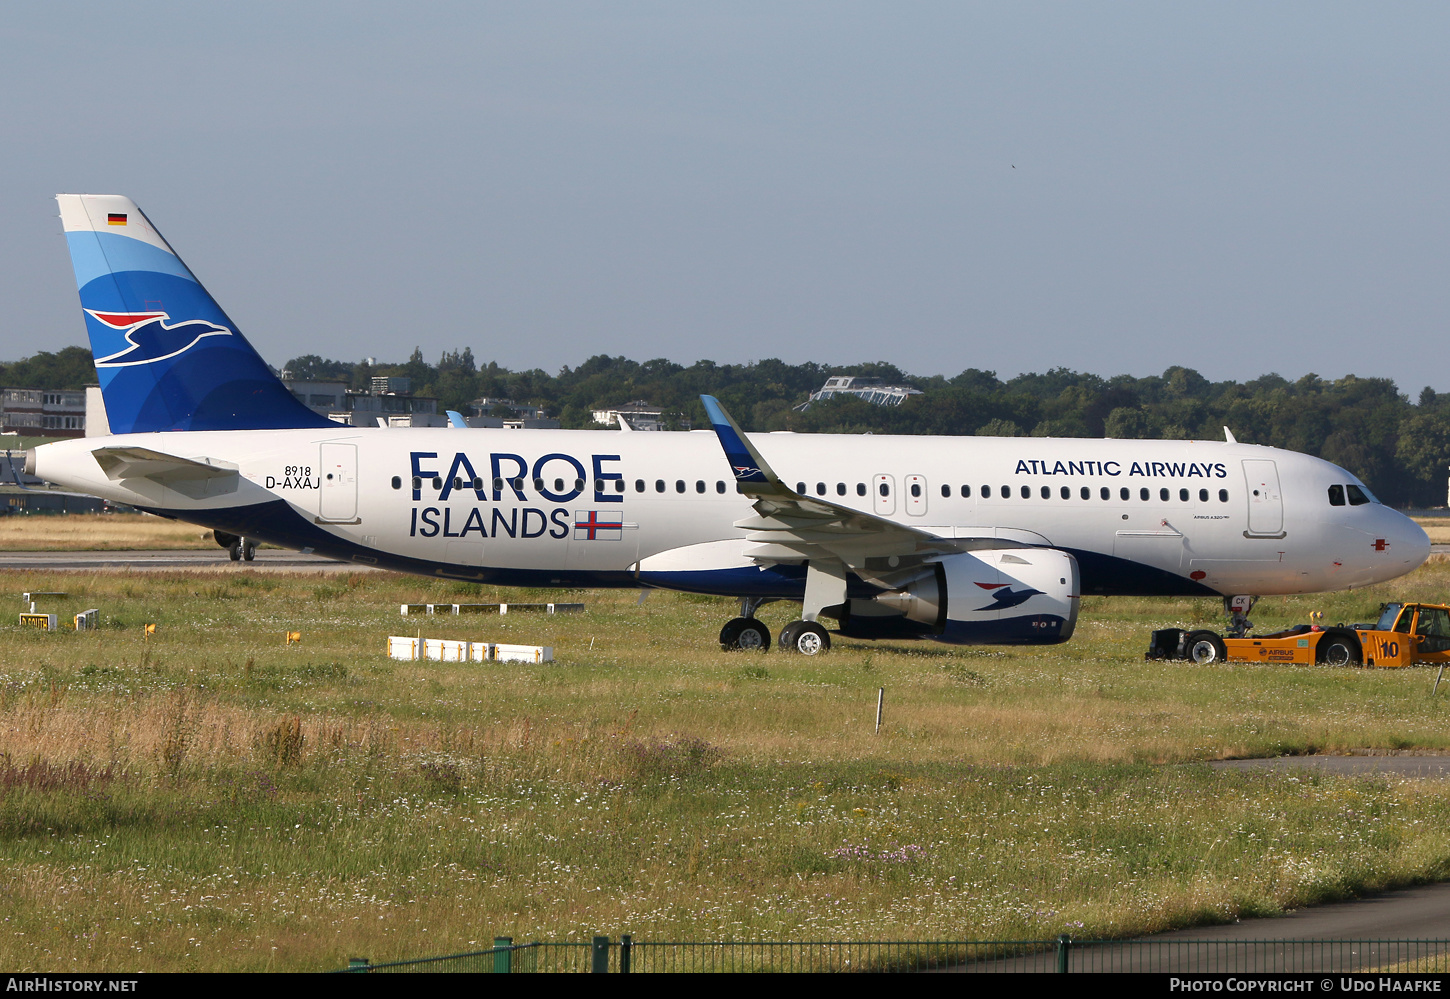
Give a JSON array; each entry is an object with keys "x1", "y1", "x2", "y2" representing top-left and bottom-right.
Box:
[
  {"x1": 718, "y1": 598, "x2": 832, "y2": 656},
  {"x1": 778, "y1": 620, "x2": 831, "y2": 655},
  {"x1": 215, "y1": 531, "x2": 255, "y2": 562}
]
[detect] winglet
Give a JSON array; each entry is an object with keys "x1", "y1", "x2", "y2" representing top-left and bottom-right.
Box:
[
  {"x1": 700, "y1": 395, "x2": 783, "y2": 494},
  {"x1": 446, "y1": 410, "x2": 467, "y2": 429},
  {"x1": 1224, "y1": 426, "x2": 1237, "y2": 444}
]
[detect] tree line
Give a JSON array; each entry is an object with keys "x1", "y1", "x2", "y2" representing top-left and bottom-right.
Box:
[{"x1": 8, "y1": 345, "x2": 1448, "y2": 507}]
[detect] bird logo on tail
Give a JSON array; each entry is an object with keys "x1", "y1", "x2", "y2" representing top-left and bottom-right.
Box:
[{"x1": 86, "y1": 310, "x2": 233, "y2": 367}]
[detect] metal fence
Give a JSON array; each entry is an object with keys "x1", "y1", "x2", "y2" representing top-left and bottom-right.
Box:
[{"x1": 337, "y1": 935, "x2": 1450, "y2": 973}]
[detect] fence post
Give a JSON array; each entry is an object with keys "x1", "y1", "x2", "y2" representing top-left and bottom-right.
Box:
[
  {"x1": 347, "y1": 957, "x2": 370, "y2": 973},
  {"x1": 592, "y1": 935, "x2": 610, "y2": 973},
  {"x1": 1056, "y1": 934, "x2": 1071, "y2": 973},
  {"x1": 620, "y1": 934, "x2": 632, "y2": 974},
  {"x1": 493, "y1": 936, "x2": 513, "y2": 974}
]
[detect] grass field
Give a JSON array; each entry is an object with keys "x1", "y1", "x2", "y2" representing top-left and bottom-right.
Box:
[
  {"x1": 0, "y1": 513, "x2": 217, "y2": 551},
  {"x1": 4, "y1": 537, "x2": 1450, "y2": 969}
]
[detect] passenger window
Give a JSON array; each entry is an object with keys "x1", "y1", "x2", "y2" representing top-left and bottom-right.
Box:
[
  {"x1": 797, "y1": 482, "x2": 806, "y2": 494},
  {"x1": 391, "y1": 476, "x2": 401, "y2": 490},
  {"x1": 1346, "y1": 484, "x2": 1371, "y2": 506},
  {"x1": 676, "y1": 480, "x2": 686, "y2": 493},
  {"x1": 635, "y1": 479, "x2": 645, "y2": 492},
  {"x1": 696, "y1": 480, "x2": 705, "y2": 493},
  {"x1": 817, "y1": 482, "x2": 826, "y2": 496},
  {"x1": 455, "y1": 477, "x2": 464, "y2": 490},
  {"x1": 1080, "y1": 486, "x2": 1089, "y2": 500},
  {"x1": 1218, "y1": 489, "x2": 1229, "y2": 502},
  {"x1": 575, "y1": 478, "x2": 584, "y2": 491},
  {"x1": 1062, "y1": 486, "x2": 1071, "y2": 500},
  {"x1": 413, "y1": 476, "x2": 423, "y2": 491},
  {"x1": 1139, "y1": 488, "x2": 1149, "y2": 501},
  {"x1": 981, "y1": 485, "x2": 992, "y2": 498},
  {"x1": 1199, "y1": 488, "x2": 1208, "y2": 502},
  {"x1": 940, "y1": 484, "x2": 950, "y2": 498},
  {"x1": 512, "y1": 478, "x2": 525, "y2": 491},
  {"x1": 716, "y1": 481, "x2": 726, "y2": 493},
  {"x1": 911, "y1": 483, "x2": 922, "y2": 498},
  {"x1": 1100, "y1": 487, "x2": 1110, "y2": 500},
  {"x1": 1119, "y1": 487, "x2": 1129, "y2": 501},
  {"x1": 554, "y1": 478, "x2": 564, "y2": 492},
  {"x1": 879, "y1": 483, "x2": 890, "y2": 497},
  {"x1": 961, "y1": 485, "x2": 972, "y2": 498},
  {"x1": 1002, "y1": 485, "x2": 1011, "y2": 498},
  {"x1": 1179, "y1": 488, "x2": 1189, "y2": 502},
  {"x1": 1039, "y1": 485, "x2": 1049, "y2": 499},
  {"x1": 474, "y1": 477, "x2": 483, "y2": 491},
  {"x1": 616, "y1": 480, "x2": 625, "y2": 493},
  {"x1": 492, "y1": 477, "x2": 503, "y2": 492},
  {"x1": 533, "y1": 477, "x2": 544, "y2": 491},
  {"x1": 1021, "y1": 485, "x2": 1031, "y2": 499},
  {"x1": 1160, "y1": 488, "x2": 1170, "y2": 502},
  {"x1": 655, "y1": 479, "x2": 665, "y2": 493},
  {"x1": 856, "y1": 483, "x2": 866, "y2": 496},
  {"x1": 433, "y1": 477, "x2": 443, "y2": 490},
  {"x1": 838, "y1": 483, "x2": 846, "y2": 496}
]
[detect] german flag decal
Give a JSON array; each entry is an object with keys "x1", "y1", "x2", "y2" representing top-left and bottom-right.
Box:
[{"x1": 107, "y1": 213, "x2": 127, "y2": 225}]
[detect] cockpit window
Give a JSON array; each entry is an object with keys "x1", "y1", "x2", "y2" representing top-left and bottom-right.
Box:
[
  {"x1": 1376, "y1": 603, "x2": 1403, "y2": 631},
  {"x1": 1327, "y1": 484, "x2": 1345, "y2": 507},
  {"x1": 1346, "y1": 484, "x2": 1372, "y2": 506}
]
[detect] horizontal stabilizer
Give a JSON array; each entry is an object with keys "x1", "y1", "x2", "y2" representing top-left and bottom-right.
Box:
[{"x1": 90, "y1": 446, "x2": 239, "y2": 499}]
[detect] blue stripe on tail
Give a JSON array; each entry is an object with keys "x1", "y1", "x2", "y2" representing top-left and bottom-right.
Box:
[{"x1": 62, "y1": 203, "x2": 335, "y2": 434}]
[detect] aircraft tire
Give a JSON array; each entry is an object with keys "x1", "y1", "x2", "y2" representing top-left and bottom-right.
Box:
[
  {"x1": 780, "y1": 620, "x2": 830, "y2": 656},
  {"x1": 1186, "y1": 630, "x2": 1227, "y2": 664},
  {"x1": 228, "y1": 542, "x2": 242, "y2": 562},
  {"x1": 243, "y1": 541, "x2": 256, "y2": 562},
  {"x1": 719, "y1": 617, "x2": 771, "y2": 652}
]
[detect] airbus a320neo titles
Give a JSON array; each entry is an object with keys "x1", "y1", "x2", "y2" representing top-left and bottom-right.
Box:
[{"x1": 27, "y1": 195, "x2": 1430, "y2": 654}]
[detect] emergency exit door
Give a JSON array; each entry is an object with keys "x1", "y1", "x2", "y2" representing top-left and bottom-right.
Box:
[
  {"x1": 1242, "y1": 459, "x2": 1283, "y2": 536},
  {"x1": 319, "y1": 443, "x2": 358, "y2": 522}
]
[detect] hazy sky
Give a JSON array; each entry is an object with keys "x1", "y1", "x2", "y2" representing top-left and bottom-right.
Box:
[{"x1": 4, "y1": 2, "x2": 1448, "y2": 393}]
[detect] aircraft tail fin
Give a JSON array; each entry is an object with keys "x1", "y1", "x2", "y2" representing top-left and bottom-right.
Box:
[{"x1": 56, "y1": 195, "x2": 335, "y2": 434}]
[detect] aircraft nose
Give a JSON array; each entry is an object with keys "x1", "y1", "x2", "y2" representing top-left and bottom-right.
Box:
[{"x1": 1380, "y1": 508, "x2": 1431, "y2": 575}]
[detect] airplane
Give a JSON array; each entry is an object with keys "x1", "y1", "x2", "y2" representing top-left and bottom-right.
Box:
[{"x1": 26, "y1": 195, "x2": 1432, "y2": 655}]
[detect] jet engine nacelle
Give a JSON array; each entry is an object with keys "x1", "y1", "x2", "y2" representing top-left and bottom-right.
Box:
[{"x1": 843, "y1": 547, "x2": 1080, "y2": 645}]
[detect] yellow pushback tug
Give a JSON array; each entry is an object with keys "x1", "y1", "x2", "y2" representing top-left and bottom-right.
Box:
[{"x1": 1146, "y1": 602, "x2": 1450, "y2": 668}]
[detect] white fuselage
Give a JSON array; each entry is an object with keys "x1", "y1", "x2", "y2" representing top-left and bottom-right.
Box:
[{"x1": 32, "y1": 427, "x2": 1429, "y2": 598}]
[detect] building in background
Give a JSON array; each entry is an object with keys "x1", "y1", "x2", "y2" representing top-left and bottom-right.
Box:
[
  {"x1": 282, "y1": 378, "x2": 445, "y2": 427},
  {"x1": 795, "y1": 375, "x2": 922, "y2": 411},
  {"x1": 1, "y1": 388, "x2": 85, "y2": 437},
  {"x1": 590, "y1": 401, "x2": 688, "y2": 431},
  {"x1": 468, "y1": 397, "x2": 560, "y2": 429}
]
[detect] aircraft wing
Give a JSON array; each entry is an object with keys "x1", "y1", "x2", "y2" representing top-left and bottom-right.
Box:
[
  {"x1": 90, "y1": 445, "x2": 239, "y2": 499},
  {"x1": 700, "y1": 395, "x2": 973, "y2": 568}
]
